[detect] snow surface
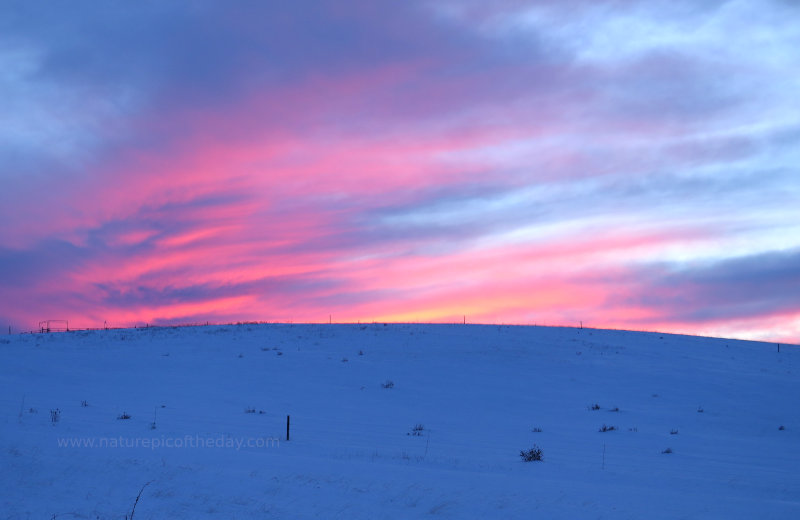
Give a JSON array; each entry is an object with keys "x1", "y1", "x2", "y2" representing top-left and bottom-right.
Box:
[{"x1": 1, "y1": 324, "x2": 798, "y2": 518}]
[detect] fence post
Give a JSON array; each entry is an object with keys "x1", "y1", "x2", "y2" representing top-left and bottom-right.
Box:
[{"x1": 286, "y1": 415, "x2": 290, "y2": 441}]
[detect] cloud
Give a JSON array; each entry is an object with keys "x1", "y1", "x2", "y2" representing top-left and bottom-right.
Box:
[
  {"x1": 0, "y1": 0, "x2": 798, "y2": 341},
  {"x1": 627, "y1": 249, "x2": 800, "y2": 323}
]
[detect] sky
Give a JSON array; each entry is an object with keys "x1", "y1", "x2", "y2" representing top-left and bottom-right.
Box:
[{"x1": 1, "y1": 0, "x2": 798, "y2": 342}]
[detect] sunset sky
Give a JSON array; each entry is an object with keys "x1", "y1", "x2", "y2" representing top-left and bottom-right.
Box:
[{"x1": 1, "y1": 1, "x2": 798, "y2": 341}]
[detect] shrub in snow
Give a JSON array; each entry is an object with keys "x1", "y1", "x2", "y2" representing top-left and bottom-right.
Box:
[
  {"x1": 381, "y1": 380, "x2": 395, "y2": 389},
  {"x1": 244, "y1": 407, "x2": 256, "y2": 414},
  {"x1": 670, "y1": 429, "x2": 679, "y2": 435},
  {"x1": 50, "y1": 409, "x2": 61, "y2": 424},
  {"x1": 598, "y1": 424, "x2": 616, "y2": 432},
  {"x1": 520, "y1": 446, "x2": 543, "y2": 462},
  {"x1": 589, "y1": 403, "x2": 601, "y2": 410},
  {"x1": 697, "y1": 406, "x2": 704, "y2": 413},
  {"x1": 662, "y1": 448, "x2": 673, "y2": 454},
  {"x1": 532, "y1": 427, "x2": 543, "y2": 433},
  {"x1": 610, "y1": 407, "x2": 620, "y2": 412},
  {"x1": 81, "y1": 400, "x2": 89, "y2": 407},
  {"x1": 779, "y1": 425, "x2": 785, "y2": 431},
  {"x1": 117, "y1": 412, "x2": 131, "y2": 420},
  {"x1": 408, "y1": 424, "x2": 425, "y2": 436}
]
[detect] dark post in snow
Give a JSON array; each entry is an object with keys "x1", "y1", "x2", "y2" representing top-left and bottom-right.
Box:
[
  {"x1": 286, "y1": 415, "x2": 290, "y2": 441},
  {"x1": 463, "y1": 315, "x2": 466, "y2": 325},
  {"x1": 778, "y1": 343, "x2": 780, "y2": 353}
]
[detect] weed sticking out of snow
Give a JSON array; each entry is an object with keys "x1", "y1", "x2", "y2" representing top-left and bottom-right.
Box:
[
  {"x1": 408, "y1": 424, "x2": 425, "y2": 436},
  {"x1": 520, "y1": 446, "x2": 544, "y2": 462}
]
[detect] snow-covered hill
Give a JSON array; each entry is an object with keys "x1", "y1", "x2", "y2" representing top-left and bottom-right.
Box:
[{"x1": 1, "y1": 324, "x2": 798, "y2": 518}]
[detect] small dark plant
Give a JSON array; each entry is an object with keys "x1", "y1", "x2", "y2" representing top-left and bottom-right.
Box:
[
  {"x1": 358, "y1": 350, "x2": 364, "y2": 356},
  {"x1": 697, "y1": 406, "x2": 704, "y2": 413},
  {"x1": 520, "y1": 445, "x2": 543, "y2": 462},
  {"x1": 598, "y1": 424, "x2": 616, "y2": 432},
  {"x1": 244, "y1": 407, "x2": 256, "y2": 414},
  {"x1": 81, "y1": 400, "x2": 89, "y2": 407},
  {"x1": 610, "y1": 407, "x2": 620, "y2": 412},
  {"x1": 408, "y1": 424, "x2": 425, "y2": 436},
  {"x1": 662, "y1": 447, "x2": 673, "y2": 454},
  {"x1": 590, "y1": 403, "x2": 601, "y2": 410},
  {"x1": 532, "y1": 427, "x2": 543, "y2": 433},
  {"x1": 381, "y1": 380, "x2": 395, "y2": 389},
  {"x1": 779, "y1": 425, "x2": 785, "y2": 431},
  {"x1": 117, "y1": 412, "x2": 131, "y2": 420},
  {"x1": 670, "y1": 429, "x2": 679, "y2": 435},
  {"x1": 50, "y1": 409, "x2": 61, "y2": 424},
  {"x1": 341, "y1": 357, "x2": 348, "y2": 363}
]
